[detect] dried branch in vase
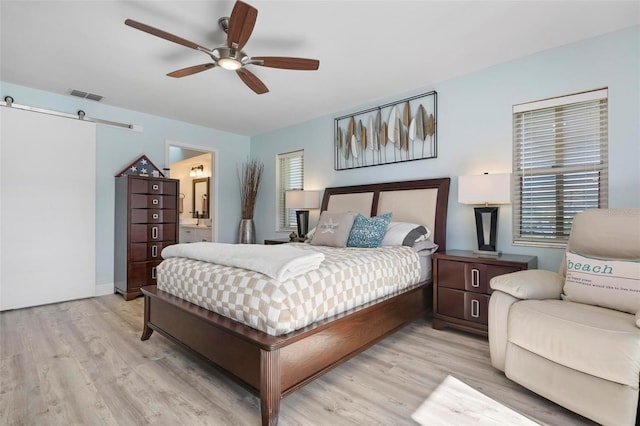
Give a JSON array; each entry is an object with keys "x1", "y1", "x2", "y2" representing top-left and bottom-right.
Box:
[{"x1": 238, "y1": 159, "x2": 264, "y2": 220}]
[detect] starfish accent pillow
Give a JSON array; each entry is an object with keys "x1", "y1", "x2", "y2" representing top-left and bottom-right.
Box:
[{"x1": 310, "y1": 211, "x2": 357, "y2": 247}]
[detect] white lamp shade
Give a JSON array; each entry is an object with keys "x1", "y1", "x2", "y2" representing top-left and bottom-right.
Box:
[
  {"x1": 458, "y1": 173, "x2": 512, "y2": 205},
  {"x1": 285, "y1": 190, "x2": 321, "y2": 209}
]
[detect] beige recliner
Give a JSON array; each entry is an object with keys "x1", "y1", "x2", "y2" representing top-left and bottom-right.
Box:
[{"x1": 488, "y1": 208, "x2": 640, "y2": 426}]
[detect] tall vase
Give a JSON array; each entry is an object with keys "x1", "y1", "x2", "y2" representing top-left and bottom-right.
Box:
[{"x1": 237, "y1": 219, "x2": 256, "y2": 244}]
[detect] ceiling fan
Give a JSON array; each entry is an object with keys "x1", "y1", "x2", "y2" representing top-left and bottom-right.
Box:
[{"x1": 125, "y1": 0, "x2": 319, "y2": 94}]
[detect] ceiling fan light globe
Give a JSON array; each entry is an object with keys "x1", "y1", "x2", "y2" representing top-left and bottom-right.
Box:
[{"x1": 218, "y1": 58, "x2": 242, "y2": 70}]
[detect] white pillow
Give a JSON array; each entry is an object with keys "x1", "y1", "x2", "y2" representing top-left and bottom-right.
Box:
[
  {"x1": 381, "y1": 222, "x2": 431, "y2": 246},
  {"x1": 563, "y1": 252, "x2": 640, "y2": 314},
  {"x1": 636, "y1": 311, "x2": 640, "y2": 328},
  {"x1": 412, "y1": 240, "x2": 438, "y2": 254}
]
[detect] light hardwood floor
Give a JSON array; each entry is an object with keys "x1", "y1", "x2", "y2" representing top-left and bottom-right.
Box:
[{"x1": 1, "y1": 295, "x2": 595, "y2": 426}]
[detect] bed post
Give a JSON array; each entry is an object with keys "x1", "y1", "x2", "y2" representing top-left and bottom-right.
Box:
[
  {"x1": 260, "y1": 348, "x2": 281, "y2": 426},
  {"x1": 141, "y1": 294, "x2": 154, "y2": 341}
]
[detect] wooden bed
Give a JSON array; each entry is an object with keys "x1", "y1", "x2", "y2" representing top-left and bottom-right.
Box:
[{"x1": 140, "y1": 177, "x2": 450, "y2": 425}]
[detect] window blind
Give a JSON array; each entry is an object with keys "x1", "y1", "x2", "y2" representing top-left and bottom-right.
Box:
[
  {"x1": 277, "y1": 150, "x2": 304, "y2": 230},
  {"x1": 512, "y1": 88, "x2": 608, "y2": 246}
]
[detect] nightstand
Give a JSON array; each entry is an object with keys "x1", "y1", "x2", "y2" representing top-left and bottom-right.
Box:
[
  {"x1": 432, "y1": 250, "x2": 537, "y2": 336},
  {"x1": 264, "y1": 238, "x2": 306, "y2": 245}
]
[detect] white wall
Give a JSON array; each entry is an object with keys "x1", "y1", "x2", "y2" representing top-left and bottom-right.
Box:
[{"x1": 251, "y1": 26, "x2": 640, "y2": 271}]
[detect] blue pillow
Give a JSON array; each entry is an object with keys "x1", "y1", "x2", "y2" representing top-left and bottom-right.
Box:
[{"x1": 347, "y1": 213, "x2": 392, "y2": 248}]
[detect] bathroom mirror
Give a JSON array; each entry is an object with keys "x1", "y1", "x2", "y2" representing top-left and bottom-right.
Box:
[{"x1": 192, "y1": 177, "x2": 210, "y2": 218}]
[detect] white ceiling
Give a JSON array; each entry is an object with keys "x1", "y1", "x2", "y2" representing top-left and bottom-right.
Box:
[{"x1": 1, "y1": 1, "x2": 638, "y2": 136}]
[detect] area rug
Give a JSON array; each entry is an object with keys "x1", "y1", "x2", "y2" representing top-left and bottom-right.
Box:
[{"x1": 411, "y1": 375, "x2": 539, "y2": 425}]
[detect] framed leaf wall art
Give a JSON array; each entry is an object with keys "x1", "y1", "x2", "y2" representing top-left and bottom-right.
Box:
[{"x1": 334, "y1": 91, "x2": 437, "y2": 170}]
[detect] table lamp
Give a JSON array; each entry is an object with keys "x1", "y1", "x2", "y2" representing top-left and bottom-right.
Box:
[
  {"x1": 285, "y1": 190, "x2": 321, "y2": 239},
  {"x1": 458, "y1": 173, "x2": 512, "y2": 256}
]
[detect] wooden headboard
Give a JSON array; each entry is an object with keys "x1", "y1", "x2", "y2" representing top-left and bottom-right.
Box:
[{"x1": 320, "y1": 178, "x2": 451, "y2": 251}]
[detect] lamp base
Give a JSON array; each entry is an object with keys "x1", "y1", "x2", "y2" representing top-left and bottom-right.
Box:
[
  {"x1": 474, "y1": 206, "x2": 499, "y2": 253},
  {"x1": 473, "y1": 249, "x2": 502, "y2": 257},
  {"x1": 295, "y1": 210, "x2": 310, "y2": 239}
]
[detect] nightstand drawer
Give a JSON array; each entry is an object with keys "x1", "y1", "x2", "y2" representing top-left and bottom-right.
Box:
[
  {"x1": 264, "y1": 238, "x2": 306, "y2": 245},
  {"x1": 437, "y1": 287, "x2": 465, "y2": 319},
  {"x1": 438, "y1": 259, "x2": 520, "y2": 294},
  {"x1": 264, "y1": 239, "x2": 288, "y2": 245},
  {"x1": 437, "y1": 260, "x2": 467, "y2": 290},
  {"x1": 464, "y1": 292, "x2": 490, "y2": 324},
  {"x1": 437, "y1": 288, "x2": 490, "y2": 325},
  {"x1": 465, "y1": 263, "x2": 521, "y2": 294}
]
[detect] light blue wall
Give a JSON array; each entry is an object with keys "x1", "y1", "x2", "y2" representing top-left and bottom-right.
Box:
[
  {"x1": 251, "y1": 26, "x2": 640, "y2": 271},
  {"x1": 1, "y1": 26, "x2": 637, "y2": 288},
  {"x1": 0, "y1": 81, "x2": 251, "y2": 287}
]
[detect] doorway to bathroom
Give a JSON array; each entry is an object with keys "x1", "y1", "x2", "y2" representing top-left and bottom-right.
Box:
[{"x1": 166, "y1": 141, "x2": 217, "y2": 243}]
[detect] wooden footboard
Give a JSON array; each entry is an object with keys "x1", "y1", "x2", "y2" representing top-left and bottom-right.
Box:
[{"x1": 140, "y1": 282, "x2": 432, "y2": 426}]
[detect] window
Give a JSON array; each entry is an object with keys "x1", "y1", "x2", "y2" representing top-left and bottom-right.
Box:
[
  {"x1": 512, "y1": 88, "x2": 608, "y2": 247},
  {"x1": 276, "y1": 150, "x2": 304, "y2": 231}
]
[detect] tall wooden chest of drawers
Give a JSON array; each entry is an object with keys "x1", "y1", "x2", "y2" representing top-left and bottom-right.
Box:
[
  {"x1": 432, "y1": 250, "x2": 537, "y2": 336},
  {"x1": 114, "y1": 175, "x2": 179, "y2": 300}
]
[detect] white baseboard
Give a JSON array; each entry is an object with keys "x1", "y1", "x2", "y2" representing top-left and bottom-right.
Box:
[{"x1": 95, "y1": 282, "x2": 114, "y2": 297}]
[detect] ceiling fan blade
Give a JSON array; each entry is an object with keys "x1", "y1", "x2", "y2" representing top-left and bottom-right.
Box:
[
  {"x1": 125, "y1": 19, "x2": 209, "y2": 51},
  {"x1": 251, "y1": 57, "x2": 320, "y2": 70},
  {"x1": 226, "y1": 1, "x2": 258, "y2": 50},
  {"x1": 236, "y1": 68, "x2": 268, "y2": 94},
  {"x1": 167, "y1": 63, "x2": 216, "y2": 78}
]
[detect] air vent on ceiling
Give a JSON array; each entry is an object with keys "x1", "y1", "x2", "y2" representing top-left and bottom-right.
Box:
[{"x1": 69, "y1": 89, "x2": 103, "y2": 102}]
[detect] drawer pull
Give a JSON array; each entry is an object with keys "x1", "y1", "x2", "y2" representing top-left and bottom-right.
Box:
[
  {"x1": 152, "y1": 199, "x2": 159, "y2": 205},
  {"x1": 151, "y1": 226, "x2": 158, "y2": 239},
  {"x1": 152, "y1": 213, "x2": 159, "y2": 220},
  {"x1": 151, "y1": 266, "x2": 157, "y2": 280},
  {"x1": 151, "y1": 245, "x2": 158, "y2": 258},
  {"x1": 152, "y1": 184, "x2": 159, "y2": 191},
  {"x1": 471, "y1": 268, "x2": 480, "y2": 287},
  {"x1": 471, "y1": 299, "x2": 480, "y2": 318}
]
